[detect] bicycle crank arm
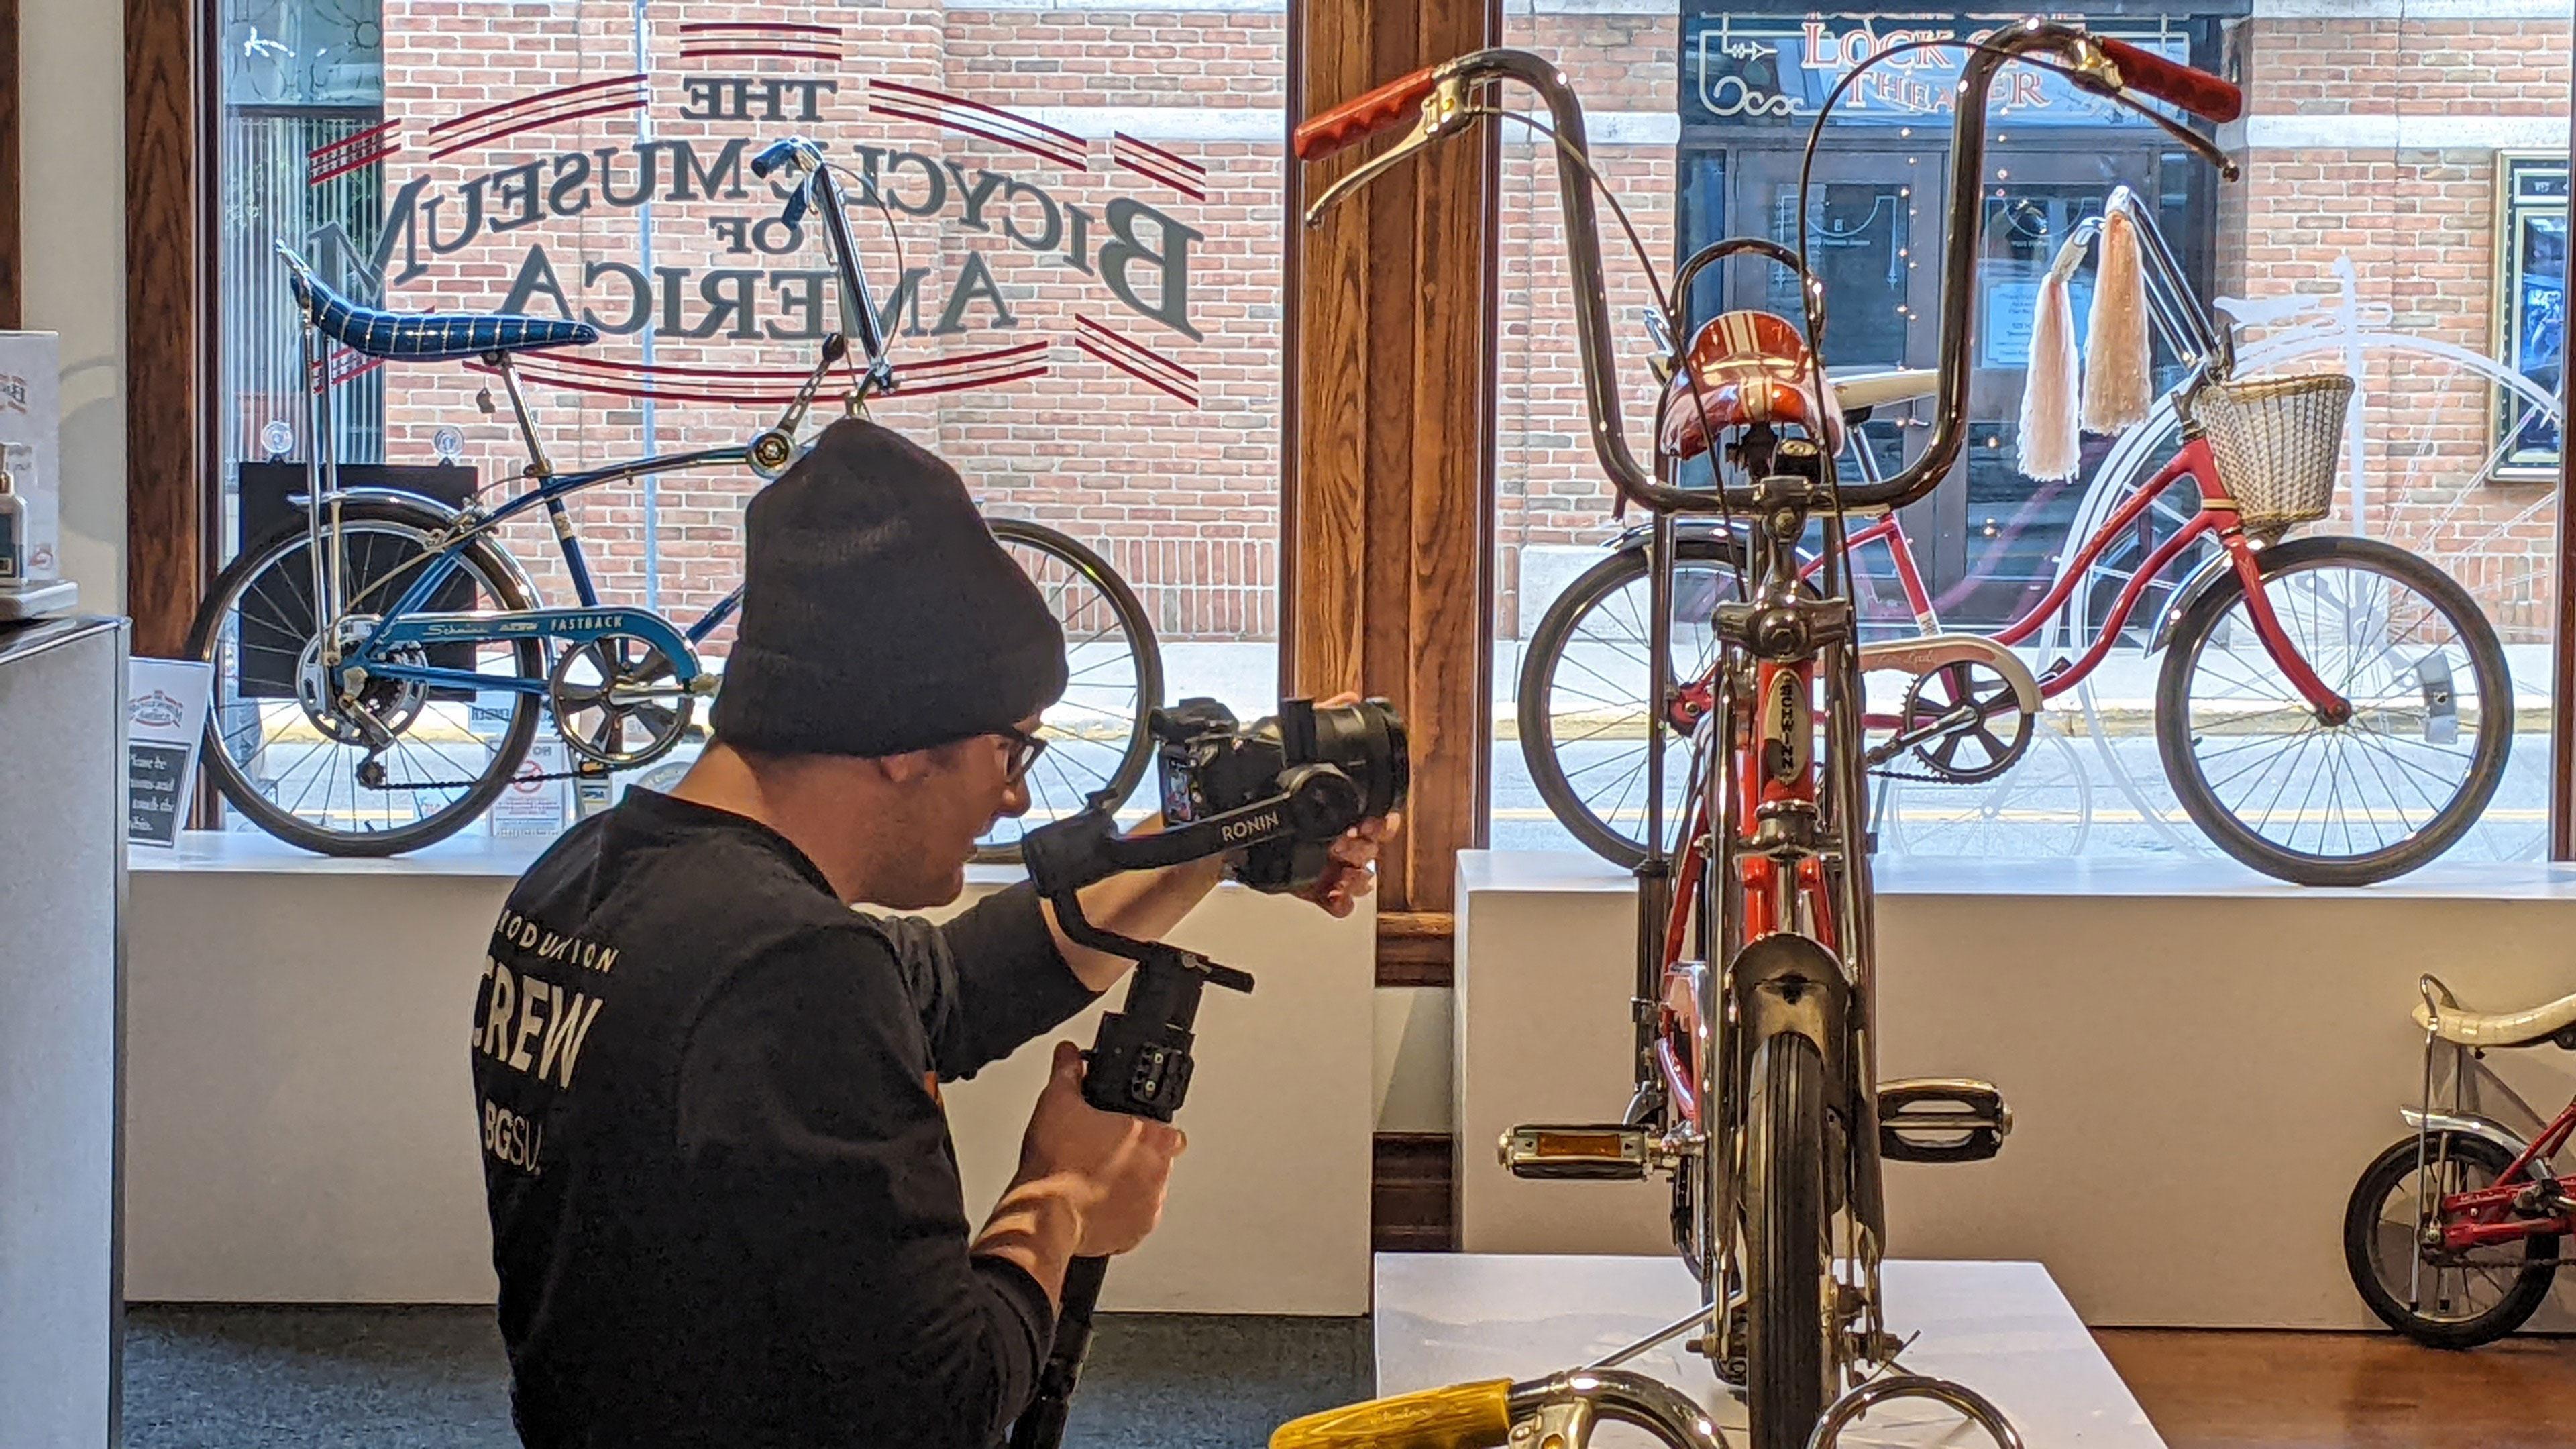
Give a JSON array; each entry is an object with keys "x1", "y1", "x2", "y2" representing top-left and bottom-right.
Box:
[
  {"x1": 1864, "y1": 704, "x2": 1980, "y2": 767},
  {"x1": 1877, "y1": 1079, "x2": 2011, "y2": 1165}
]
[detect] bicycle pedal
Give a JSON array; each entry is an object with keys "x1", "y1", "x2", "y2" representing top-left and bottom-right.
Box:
[
  {"x1": 1499, "y1": 1124, "x2": 1650, "y2": 1181},
  {"x1": 1877, "y1": 1079, "x2": 2010, "y2": 1165}
]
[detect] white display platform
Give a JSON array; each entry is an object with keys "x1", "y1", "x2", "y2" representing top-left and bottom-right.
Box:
[
  {"x1": 127, "y1": 833, "x2": 1373, "y2": 1313},
  {"x1": 1375, "y1": 1254, "x2": 2159, "y2": 1449},
  {"x1": 1455, "y1": 850, "x2": 2576, "y2": 1329},
  {"x1": 0, "y1": 619, "x2": 124, "y2": 1449}
]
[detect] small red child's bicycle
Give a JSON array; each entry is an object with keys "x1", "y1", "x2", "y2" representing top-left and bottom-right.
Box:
[{"x1": 2344, "y1": 975, "x2": 2576, "y2": 1348}]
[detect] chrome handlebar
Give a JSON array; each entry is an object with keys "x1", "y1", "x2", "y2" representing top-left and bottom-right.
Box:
[
  {"x1": 1497, "y1": 1365, "x2": 2027, "y2": 1449},
  {"x1": 2048, "y1": 186, "x2": 2237, "y2": 384},
  {"x1": 1294, "y1": 23, "x2": 2240, "y2": 517},
  {"x1": 1506, "y1": 1369, "x2": 1730, "y2": 1449},
  {"x1": 753, "y1": 136, "x2": 894, "y2": 390}
]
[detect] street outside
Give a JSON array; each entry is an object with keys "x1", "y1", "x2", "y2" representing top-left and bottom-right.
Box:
[{"x1": 218, "y1": 640, "x2": 2559, "y2": 872}]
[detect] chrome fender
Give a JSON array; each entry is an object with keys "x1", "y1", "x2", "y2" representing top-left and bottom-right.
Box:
[{"x1": 2400, "y1": 1107, "x2": 2557, "y2": 1175}]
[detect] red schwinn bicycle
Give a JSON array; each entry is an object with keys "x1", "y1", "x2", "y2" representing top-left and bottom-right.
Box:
[
  {"x1": 1519, "y1": 189, "x2": 2514, "y2": 889},
  {"x1": 1298, "y1": 21, "x2": 2241, "y2": 1449},
  {"x1": 2344, "y1": 973, "x2": 2576, "y2": 1348}
]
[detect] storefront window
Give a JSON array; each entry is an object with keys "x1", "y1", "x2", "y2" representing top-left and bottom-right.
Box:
[
  {"x1": 1492, "y1": 0, "x2": 2567, "y2": 871},
  {"x1": 210, "y1": 0, "x2": 1284, "y2": 843}
]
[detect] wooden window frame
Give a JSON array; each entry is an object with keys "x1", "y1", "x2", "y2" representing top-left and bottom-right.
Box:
[
  {"x1": 125, "y1": 0, "x2": 219, "y2": 659},
  {"x1": 1284, "y1": 0, "x2": 1501, "y2": 989}
]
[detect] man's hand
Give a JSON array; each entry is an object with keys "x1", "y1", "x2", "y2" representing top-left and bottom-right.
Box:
[
  {"x1": 1297, "y1": 814, "x2": 1397, "y2": 918},
  {"x1": 1012, "y1": 1041, "x2": 1186, "y2": 1258}
]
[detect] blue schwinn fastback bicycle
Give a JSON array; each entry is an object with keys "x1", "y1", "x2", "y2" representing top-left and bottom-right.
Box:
[{"x1": 187, "y1": 138, "x2": 1163, "y2": 857}]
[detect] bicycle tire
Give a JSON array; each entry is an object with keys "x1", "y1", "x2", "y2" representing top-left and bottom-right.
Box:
[
  {"x1": 1519, "y1": 537, "x2": 1746, "y2": 867},
  {"x1": 977, "y1": 519, "x2": 1163, "y2": 864},
  {"x1": 2155, "y1": 535, "x2": 2511, "y2": 885},
  {"x1": 185, "y1": 497, "x2": 545, "y2": 857},
  {"x1": 1743, "y1": 1030, "x2": 1831, "y2": 1449},
  {"x1": 2343, "y1": 1132, "x2": 2555, "y2": 1349}
]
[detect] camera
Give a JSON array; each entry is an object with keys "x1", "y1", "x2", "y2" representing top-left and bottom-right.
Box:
[{"x1": 1152, "y1": 697, "x2": 1409, "y2": 893}]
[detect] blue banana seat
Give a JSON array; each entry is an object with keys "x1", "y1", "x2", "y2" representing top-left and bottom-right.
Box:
[{"x1": 279, "y1": 247, "x2": 597, "y2": 363}]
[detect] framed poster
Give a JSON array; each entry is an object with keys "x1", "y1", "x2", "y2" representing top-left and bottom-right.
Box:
[{"x1": 2495, "y1": 152, "x2": 2565, "y2": 479}]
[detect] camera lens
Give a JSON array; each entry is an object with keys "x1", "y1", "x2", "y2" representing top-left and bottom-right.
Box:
[{"x1": 1311, "y1": 698, "x2": 1408, "y2": 820}]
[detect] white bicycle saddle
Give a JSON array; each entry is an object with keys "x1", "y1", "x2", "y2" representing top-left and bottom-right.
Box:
[
  {"x1": 1833, "y1": 368, "x2": 1937, "y2": 417},
  {"x1": 2414, "y1": 987, "x2": 2576, "y2": 1048}
]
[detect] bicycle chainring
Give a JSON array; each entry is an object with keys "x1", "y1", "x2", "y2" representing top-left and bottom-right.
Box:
[
  {"x1": 1898, "y1": 660, "x2": 2033, "y2": 785},
  {"x1": 549, "y1": 633, "x2": 694, "y2": 768}
]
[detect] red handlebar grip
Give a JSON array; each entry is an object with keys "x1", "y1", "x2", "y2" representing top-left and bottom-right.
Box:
[
  {"x1": 2097, "y1": 37, "x2": 2242, "y2": 124},
  {"x1": 1293, "y1": 68, "x2": 1439, "y2": 160}
]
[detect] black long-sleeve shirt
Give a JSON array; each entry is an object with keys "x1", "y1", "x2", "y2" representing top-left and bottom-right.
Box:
[{"x1": 471, "y1": 789, "x2": 1097, "y2": 1449}]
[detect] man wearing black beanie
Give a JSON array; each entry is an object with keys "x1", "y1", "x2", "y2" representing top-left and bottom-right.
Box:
[{"x1": 469, "y1": 419, "x2": 1391, "y2": 1449}]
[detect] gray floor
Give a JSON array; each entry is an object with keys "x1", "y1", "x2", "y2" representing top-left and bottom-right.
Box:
[{"x1": 121, "y1": 1306, "x2": 1373, "y2": 1448}]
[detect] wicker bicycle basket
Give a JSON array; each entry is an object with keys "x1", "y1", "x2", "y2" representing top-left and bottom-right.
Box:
[{"x1": 2190, "y1": 371, "x2": 2357, "y2": 543}]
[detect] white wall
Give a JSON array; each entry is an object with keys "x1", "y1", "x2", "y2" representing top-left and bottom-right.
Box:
[
  {"x1": 19, "y1": 0, "x2": 126, "y2": 612},
  {"x1": 125, "y1": 847, "x2": 1377, "y2": 1312}
]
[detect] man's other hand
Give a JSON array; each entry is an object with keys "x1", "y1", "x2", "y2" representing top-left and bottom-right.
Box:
[{"x1": 1014, "y1": 1041, "x2": 1185, "y2": 1258}]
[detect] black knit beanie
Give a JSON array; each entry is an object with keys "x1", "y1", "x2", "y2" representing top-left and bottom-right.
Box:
[{"x1": 710, "y1": 418, "x2": 1068, "y2": 758}]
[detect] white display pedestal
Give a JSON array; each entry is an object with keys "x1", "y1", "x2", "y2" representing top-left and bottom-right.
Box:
[
  {"x1": 127, "y1": 835, "x2": 1375, "y2": 1313},
  {"x1": 0, "y1": 617, "x2": 124, "y2": 1449},
  {"x1": 1454, "y1": 850, "x2": 2576, "y2": 1328},
  {"x1": 1375, "y1": 1254, "x2": 2161, "y2": 1449}
]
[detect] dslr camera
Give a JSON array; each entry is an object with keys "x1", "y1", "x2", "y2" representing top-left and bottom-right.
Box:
[{"x1": 1152, "y1": 697, "x2": 1409, "y2": 893}]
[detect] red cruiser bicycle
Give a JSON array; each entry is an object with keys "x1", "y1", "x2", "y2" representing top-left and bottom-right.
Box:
[
  {"x1": 1519, "y1": 187, "x2": 2514, "y2": 890},
  {"x1": 1296, "y1": 22, "x2": 2241, "y2": 1449}
]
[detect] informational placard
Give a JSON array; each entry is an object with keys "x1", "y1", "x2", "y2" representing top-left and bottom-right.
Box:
[
  {"x1": 127, "y1": 659, "x2": 214, "y2": 848},
  {"x1": 491, "y1": 738, "x2": 570, "y2": 838}
]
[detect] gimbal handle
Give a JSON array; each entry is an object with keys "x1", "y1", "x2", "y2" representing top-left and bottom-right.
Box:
[{"x1": 1004, "y1": 795, "x2": 1266, "y2": 1449}]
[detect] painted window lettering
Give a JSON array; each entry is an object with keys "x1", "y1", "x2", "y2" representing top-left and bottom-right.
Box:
[{"x1": 323, "y1": 133, "x2": 1201, "y2": 345}]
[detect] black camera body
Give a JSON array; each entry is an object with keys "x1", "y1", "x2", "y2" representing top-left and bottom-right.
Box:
[{"x1": 1153, "y1": 697, "x2": 1409, "y2": 893}]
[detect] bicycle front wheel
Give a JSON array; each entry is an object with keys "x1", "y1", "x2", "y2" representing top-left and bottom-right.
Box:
[
  {"x1": 1743, "y1": 1030, "x2": 1831, "y2": 1449},
  {"x1": 2156, "y1": 536, "x2": 2511, "y2": 885},
  {"x1": 981, "y1": 519, "x2": 1162, "y2": 861},
  {"x1": 186, "y1": 498, "x2": 544, "y2": 856}
]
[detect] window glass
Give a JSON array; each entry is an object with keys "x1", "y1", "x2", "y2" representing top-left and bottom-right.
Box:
[
  {"x1": 1492, "y1": 1, "x2": 2565, "y2": 873},
  {"x1": 211, "y1": 0, "x2": 1283, "y2": 843}
]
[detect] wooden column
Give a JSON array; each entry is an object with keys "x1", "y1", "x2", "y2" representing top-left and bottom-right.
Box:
[
  {"x1": 125, "y1": 0, "x2": 213, "y2": 655},
  {"x1": 1284, "y1": 0, "x2": 1497, "y2": 986}
]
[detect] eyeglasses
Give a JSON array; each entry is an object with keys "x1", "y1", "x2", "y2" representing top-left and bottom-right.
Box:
[{"x1": 994, "y1": 724, "x2": 1049, "y2": 785}]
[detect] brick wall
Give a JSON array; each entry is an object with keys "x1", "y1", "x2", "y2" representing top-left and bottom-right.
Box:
[
  {"x1": 368, "y1": 0, "x2": 1280, "y2": 651},
  {"x1": 315, "y1": 4, "x2": 2564, "y2": 652},
  {"x1": 2232, "y1": 15, "x2": 2567, "y2": 644}
]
